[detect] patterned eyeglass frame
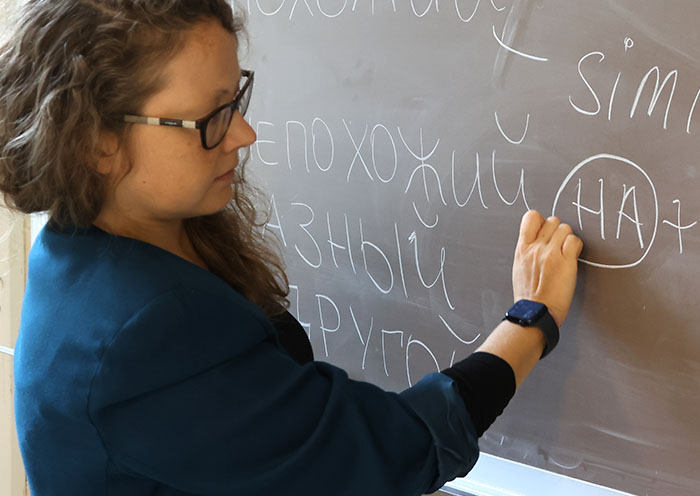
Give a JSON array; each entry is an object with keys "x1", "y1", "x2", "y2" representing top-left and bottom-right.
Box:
[{"x1": 123, "y1": 70, "x2": 254, "y2": 150}]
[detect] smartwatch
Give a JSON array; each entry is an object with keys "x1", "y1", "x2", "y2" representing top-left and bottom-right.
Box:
[{"x1": 504, "y1": 299, "x2": 559, "y2": 359}]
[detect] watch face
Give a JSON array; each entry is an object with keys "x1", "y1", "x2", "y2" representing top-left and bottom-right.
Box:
[{"x1": 507, "y1": 300, "x2": 547, "y2": 322}]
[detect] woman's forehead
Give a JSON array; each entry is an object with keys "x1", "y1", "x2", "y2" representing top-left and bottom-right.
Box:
[{"x1": 144, "y1": 20, "x2": 240, "y2": 114}]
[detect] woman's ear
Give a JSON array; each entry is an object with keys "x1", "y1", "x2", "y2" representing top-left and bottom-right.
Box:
[{"x1": 95, "y1": 130, "x2": 121, "y2": 175}]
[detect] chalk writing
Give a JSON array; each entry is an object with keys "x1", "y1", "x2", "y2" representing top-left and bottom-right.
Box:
[
  {"x1": 552, "y1": 154, "x2": 659, "y2": 269},
  {"x1": 312, "y1": 117, "x2": 335, "y2": 171},
  {"x1": 616, "y1": 184, "x2": 644, "y2": 249},
  {"x1": 491, "y1": 150, "x2": 530, "y2": 210},
  {"x1": 359, "y1": 217, "x2": 395, "y2": 294},
  {"x1": 253, "y1": 118, "x2": 534, "y2": 216},
  {"x1": 371, "y1": 124, "x2": 398, "y2": 183},
  {"x1": 491, "y1": 24, "x2": 549, "y2": 62},
  {"x1": 242, "y1": 7, "x2": 700, "y2": 491},
  {"x1": 238, "y1": 0, "x2": 511, "y2": 20},
  {"x1": 409, "y1": 230, "x2": 455, "y2": 310},
  {"x1": 569, "y1": 51, "x2": 605, "y2": 117},
  {"x1": 263, "y1": 194, "x2": 287, "y2": 246},
  {"x1": 494, "y1": 111, "x2": 531, "y2": 145},
  {"x1": 662, "y1": 200, "x2": 698, "y2": 254},
  {"x1": 405, "y1": 335, "x2": 440, "y2": 387},
  {"x1": 258, "y1": 116, "x2": 690, "y2": 274},
  {"x1": 344, "y1": 120, "x2": 375, "y2": 182},
  {"x1": 289, "y1": 283, "x2": 469, "y2": 385},
  {"x1": 629, "y1": 67, "x2": 678, "y2": 131},
  {"x1": 288, "y1": 285, "x2": 311, "y2": 338},
  {"x1": 381, "y1": 329, "x2": 404, "y2": 376},
  {"x1": 349, "y1": 305, "x2": 373, "y2": 369},
  {"x1": 291, "y1": 202, "x2": 323, "y2": 269},
  {"x1": 326, "y1": 211, "x2": 348, "y2": 269},
  {"x1": 317, "y1": 293, "x2": 341, "y2": 356},
  {"x1": 569, "y1": 48, "x2": 697, "y2": 134},
  {"x1": 572, "y1": 178, "x2": 605, "y2": 241},
  {"x1": 438, "y1": 314, "x2": 482, "y2": 345},
  {"x1": 452, "y1": 151, "x2": 488, "y2": 209}
]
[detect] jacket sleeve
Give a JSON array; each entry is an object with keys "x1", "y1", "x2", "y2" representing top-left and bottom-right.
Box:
[{"x1": 87, "y1": 287, "x2": 479, "y2": 496}]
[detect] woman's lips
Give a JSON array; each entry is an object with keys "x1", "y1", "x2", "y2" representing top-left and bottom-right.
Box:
[{"x1": 216, "y1": 168, "x2": 236, "y2": 181}]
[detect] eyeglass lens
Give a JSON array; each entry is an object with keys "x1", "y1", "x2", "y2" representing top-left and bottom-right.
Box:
[
  {"x1": 205, "y1": 76, "x2": 253, "y2": 149},
  {"x1": 205, "y1": 106, "x2": 233, "y2": 149}
]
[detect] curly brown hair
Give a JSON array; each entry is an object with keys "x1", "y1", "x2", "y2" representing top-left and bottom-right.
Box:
[{"x1": 0, "y1": 0, "x2": 289, "y2": 316}]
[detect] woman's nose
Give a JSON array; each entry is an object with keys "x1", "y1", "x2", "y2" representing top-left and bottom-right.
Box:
[{"x1": 221, "y1": 111, "x2": 256, "y2": 153}]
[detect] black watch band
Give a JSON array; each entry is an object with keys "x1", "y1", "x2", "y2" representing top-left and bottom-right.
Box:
[{"x1": 503, "y1": 300, "x2": 560, "y2": 359}]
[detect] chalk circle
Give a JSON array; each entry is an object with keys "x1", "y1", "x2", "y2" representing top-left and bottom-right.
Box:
[{"x1": 551, "y1": 153, "x2": 658, "y2": 270}]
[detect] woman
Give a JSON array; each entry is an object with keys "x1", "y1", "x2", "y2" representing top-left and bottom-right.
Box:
[{"x1": 0, "y1": 1, "x2": 583, "y2": 495}]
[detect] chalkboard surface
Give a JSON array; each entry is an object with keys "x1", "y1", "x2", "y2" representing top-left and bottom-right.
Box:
[{"x1": 241, "y1": 1, "x2": 700, "y2": 494}]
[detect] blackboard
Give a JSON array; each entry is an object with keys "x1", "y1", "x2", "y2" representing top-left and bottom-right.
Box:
[{"x1": 239, "y1": 1, "x2": 700, "y2": 494}]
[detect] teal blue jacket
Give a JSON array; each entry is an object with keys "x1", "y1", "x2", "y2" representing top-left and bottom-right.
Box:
[{"x1": 14, "y1": 222, "x2": 479, "y2": 495}]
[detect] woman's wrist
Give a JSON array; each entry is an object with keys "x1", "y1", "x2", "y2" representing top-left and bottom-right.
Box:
[{"x1": 475, "y1": 320, "x2": 546, "y2": 388}]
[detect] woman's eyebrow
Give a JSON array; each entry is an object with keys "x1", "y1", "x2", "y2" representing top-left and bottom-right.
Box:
[
  {"x1": 211, "y1": 76, "x2": 242, "y2": 104},
  {"x1": 209, "y1": 90, "x2": 232, "y2": 108}
]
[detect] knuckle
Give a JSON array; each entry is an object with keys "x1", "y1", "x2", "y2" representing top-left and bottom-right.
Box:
[
  {"x1": 534, "y1": 245, "x2": 548, "y2": 260},
  {"x1": 559, "y1": 223, "x2": 573, "y2": 235},
  {"x1": 543, "y1": 247, "x2": 560, "y2": 262}
]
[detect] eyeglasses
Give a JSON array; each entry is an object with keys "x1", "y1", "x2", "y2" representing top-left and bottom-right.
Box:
[{"x1": 123, "y1": 70, "x2": 254, "y2": 150}]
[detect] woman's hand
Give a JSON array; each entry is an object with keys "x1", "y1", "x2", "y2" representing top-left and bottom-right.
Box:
[{"x1": 512, "y1": 210, "x2": 583, "y2": 328}]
